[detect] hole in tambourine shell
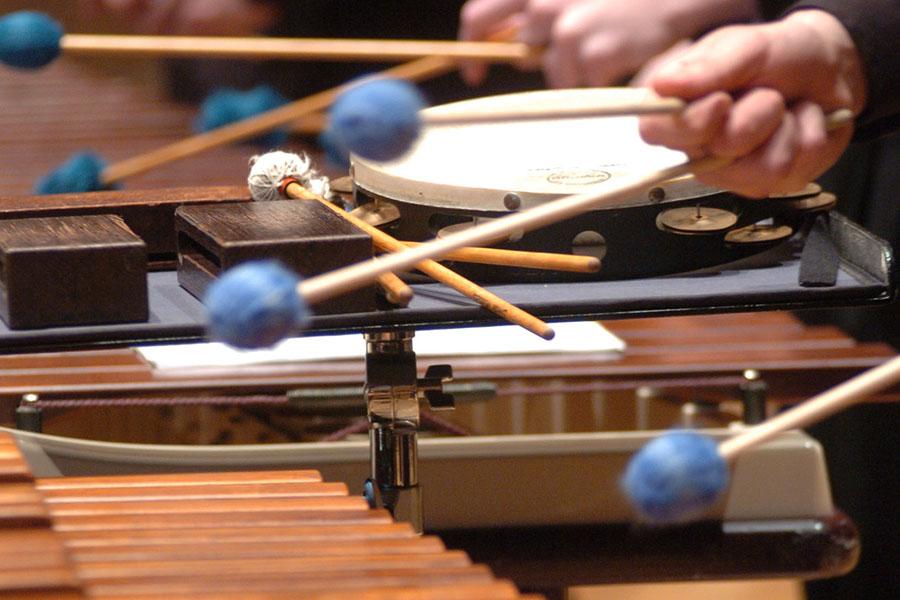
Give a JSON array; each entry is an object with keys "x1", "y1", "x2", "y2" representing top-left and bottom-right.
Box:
[
  {"x1": 571, "y1": 231, "x2": 607, "y2": 260},
  {"x1": 349, "y1": 201, "x2": 401, "y2": 227},
  {"x1": 724, "y1": 223, "x2": 794, "y2": 244},
  {"x1": 437, "y1": 219, "x2": 523, "y2": 243}
]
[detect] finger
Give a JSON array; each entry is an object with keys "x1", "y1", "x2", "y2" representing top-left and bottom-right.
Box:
[
  {"x1": 459, "y1": 0, "x2": 528, "y2": 85},
  {"x1": 521, "y1": 0, "x2": 572, "y2": 46},
  {"x1": 708, "y1": 88, "x2": 786, "y2": 158},
  {"x1": 630, "y1": 39, "x2": 692, "y2": 88},
  {"x1": 646, "y1": 25, "x2": 769, "y2": 100},
  {"x1": 459, "y1": 0, "x2": 527, "y2": 41},
  {"x1": 790, "y1": 100, "x2": 854, "y2": 186},
  {"x1": 579, "y1": 34, "x2": 633, "y2": 87},
  {"x1": 543, "y1": 24, "x2": 582, "y2": 88},
  {"x1": 638, "y1": 91, "x2": 733, "y2": 151},
  {"x1": 705, "y1": 111, "x2": 800, "y2": 197}
]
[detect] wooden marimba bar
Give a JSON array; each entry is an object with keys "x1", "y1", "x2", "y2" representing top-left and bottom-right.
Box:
[{"x1": 0, "y1": 433, "x2": 537, "y2": 599}]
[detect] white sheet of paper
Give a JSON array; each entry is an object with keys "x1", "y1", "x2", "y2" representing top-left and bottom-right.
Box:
[{"x1": 137, "y1": 321, "x2": 625, "y2": 370}]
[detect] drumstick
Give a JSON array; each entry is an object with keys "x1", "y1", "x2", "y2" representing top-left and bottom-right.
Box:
[
  {"x1": 400, "y1": 242, "x2": 600, "y2": 273},
  {"x1": 1, "y1": 11, "x2": 537, "y2": 69},
  {"x1": 374, "y1": 272, "x2": 414, "y2": 307},
  {"x1": 622, "y1": 353, "x2": 900, "y2": 523},
  {"x1": 276, "y1": 176, "x2": 555, "y2": 341}
]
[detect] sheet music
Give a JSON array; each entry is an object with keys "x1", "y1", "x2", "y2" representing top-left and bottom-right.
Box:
[{"x1": 138, "y1": 321, "x2": 625, "y2": 370}]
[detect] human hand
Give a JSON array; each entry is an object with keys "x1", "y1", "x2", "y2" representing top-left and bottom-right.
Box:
[
  {"x1": 80, "y1": 0, "x2": 279, "y2": 36},
  {"x1": 638, "y1": 10, "x2": 868, "y2": 197},
  {"x1": 458, "y1": 0, "x2": 758, "y2": 87}
]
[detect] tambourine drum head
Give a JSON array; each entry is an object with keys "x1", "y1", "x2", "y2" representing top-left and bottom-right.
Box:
[{"x1": 351, "y1": 89, "x2": 821, "y2": 282}]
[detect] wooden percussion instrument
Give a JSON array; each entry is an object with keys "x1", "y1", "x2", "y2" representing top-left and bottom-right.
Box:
[
  {"x1": 0, "y1": 430, "x2": 537, "y2": 599},
  {"x1": 352, "y1": 89, "x2": 836, "y2": 282}
]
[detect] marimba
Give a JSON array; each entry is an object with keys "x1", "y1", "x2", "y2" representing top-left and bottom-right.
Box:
[{"x1": 1, "y1": 430, "x2": 538, "y2": 599}]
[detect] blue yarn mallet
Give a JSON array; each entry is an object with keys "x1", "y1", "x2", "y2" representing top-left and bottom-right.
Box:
[
  {"x1": 195, "y1": 85, "x2": 289, "y2": 146},
  {"x1": 204, "y1": 260, "x2": 308, "y2": 350},
  {"x1": 328, "y1": 77, "x2": 426, "y2": 162},
  {"x1": 622, "y1": 354, "x2": 900, "y2": 523},
  {"x1": 0, "y1": 11, "x2": 62, "y2": 69},
  {"x1": 34, "y1": 152, "x2": 108, "y2": 195}
]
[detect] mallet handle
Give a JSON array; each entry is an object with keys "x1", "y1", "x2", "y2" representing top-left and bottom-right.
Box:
[
  {"x1": 719, "y1": 355, "x2": 900, "y2": 461},
  {"x1": 62, "y1": 34, "x2": 535, "y2": 63}
]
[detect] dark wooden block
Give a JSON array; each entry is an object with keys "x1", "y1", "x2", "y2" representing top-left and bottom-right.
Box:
[
  {"x1": 0, "y1": 186, "x2": 250, "y2": 270},
  {"x1": 0, "y1": 215, "x2": 148, "y2": 329},
  {"x1": 175, "y1": 200, "x2": 377, "y2": 315}
]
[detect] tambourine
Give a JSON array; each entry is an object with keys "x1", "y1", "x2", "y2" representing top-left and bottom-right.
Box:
[{"x1": 350, "y1": 89, "x2": 834, "y2": 282}]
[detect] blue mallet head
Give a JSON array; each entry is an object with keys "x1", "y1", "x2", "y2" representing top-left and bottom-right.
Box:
[
  {"x1": 621, "y1": 430, "x2": 729, "y2": 523},
  {"x1": 329, "y1": 77, "x2": 425, "y2": 162},
  {"x1": 194, "y1": 85, "x2": 289, "y2": 146},
  {"x1": 203, "y1": 260, "x2": 308, "y2": 350},
  {"x1": 0, "y1": 11, "x2": 63, "y2": 69},
  {"x1": 35, "y1": 152, "x2": 107, "y2": 195}
]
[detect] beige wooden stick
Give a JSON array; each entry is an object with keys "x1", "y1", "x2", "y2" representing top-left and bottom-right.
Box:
[
  {"x1": 400, "y1": 241, "x2": 600, "y2": 273},
  {"x1": 284, "y1": 182, "x2": 555, "y2": 340},
  {"x1": 423, "y1": 95, "x2": 686, "y2": 126},
  {"x1": 375, "y1": 272, "x2": 414, "y2": 307},
  {"x1": 719, "y1": 354, "x2": 900, "y2": 461},
  {"x1": 297, "y1": 109, "x2": 853, "y2": 304},
  {"x1": 62, "y1": 34, "x2": 535, "y2": 63}
]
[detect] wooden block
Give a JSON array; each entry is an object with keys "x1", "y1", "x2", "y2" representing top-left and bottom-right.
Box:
[
  {"x1": 175, "y1": 200, "x2": 377, "y2": 315},
  {"x1": 0, "y1": 186, "x2": 250, "y2": 269},
  {"x1": 0, "y1": 215, "x2": 148, "y2": 329}
]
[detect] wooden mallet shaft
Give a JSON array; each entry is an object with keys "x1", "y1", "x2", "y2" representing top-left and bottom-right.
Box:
[
  {"x1": 422, "y1": 94, "x2": 687, "y2": 126},
  {"x1": 400, "y1": 242, "x2": 600, "y2": 273},
  {"x1": 61, "y1": 34, "x2": 536, "y2": 63},
  {"x1": 719, "y1": 355, "x2": 900, "y2": 461},
  {"x1": 283, "y1": 181, "x2": 555, "y2": 340}
]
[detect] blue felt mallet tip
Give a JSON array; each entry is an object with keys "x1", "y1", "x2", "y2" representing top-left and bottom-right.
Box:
[
  {"x1": 0, "y1": 11, "x2": 63, "y2": 69},
  {"x1": 621, "y1": 430, "x2": 729, "y2": 523},
  {"x1": 329, "y1": 77, "x2": 425, "y2": 162},
  {"x1": 195, "y1": 85, "x2": 289, "y2": 146},
  {"x1": 204, "y1": 260, "x2": 308, "y2": 350},
  {"x1": 35, "y1": 151, "x2": 107, "y2": 195}
]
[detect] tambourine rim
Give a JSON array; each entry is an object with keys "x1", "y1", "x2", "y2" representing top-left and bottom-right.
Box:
[{"x1": 351, "y1": 88, "x2": 724, "y2": 211}]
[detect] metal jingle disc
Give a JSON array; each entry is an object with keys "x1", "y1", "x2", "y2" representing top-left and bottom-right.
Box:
[
  {"x1": 767, "y1": 182, "x2": 822, "y2": 200},
  {"x1": 657, "y1": 206, "x2": 739, "y2": 234},
  {"x1": 787, "y1": 192, "x2": 837, "y2": 212},
  {"x1": 350, "y1": 201, "x2": 401, "y2": 227},
  {"x1": 725, "y1": 223, "x2": 794, "y2": 244},
  {"x1": 329, "y1": 176, "x2": 355, "y2": 195}
]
